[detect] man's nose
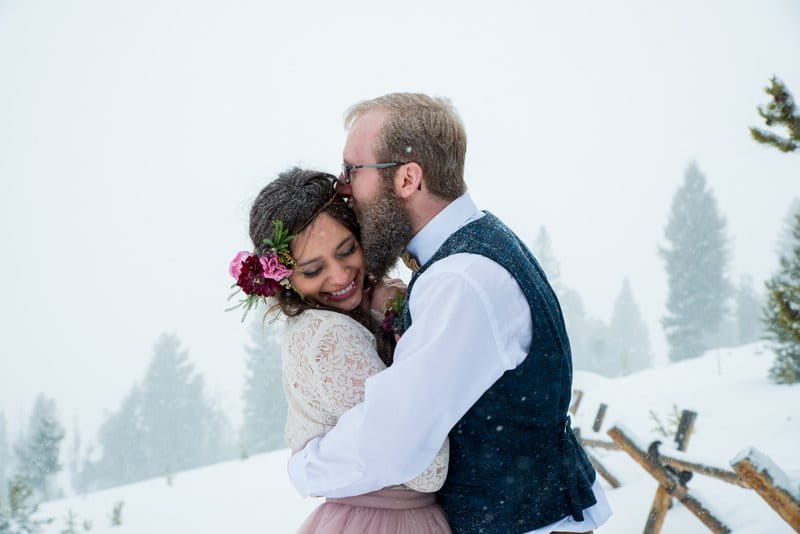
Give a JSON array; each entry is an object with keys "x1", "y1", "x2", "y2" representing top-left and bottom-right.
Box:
[{"x1": 335, "y1": 176, "x2": 353, "y2": 195}]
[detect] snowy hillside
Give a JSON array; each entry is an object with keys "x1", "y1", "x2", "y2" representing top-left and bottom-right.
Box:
[{"x1": 36, "y1": 342, "x2": 799, "y2": 533}]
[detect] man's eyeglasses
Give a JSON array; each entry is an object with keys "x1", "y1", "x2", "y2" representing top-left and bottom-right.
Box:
[{"x1": 339, "y1": 161, "x2": 409, "y2": 185}]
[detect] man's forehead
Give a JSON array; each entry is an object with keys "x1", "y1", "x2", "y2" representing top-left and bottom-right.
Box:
[{"x1": 344, "y1": 110, "x2": 388, "y2": 158}]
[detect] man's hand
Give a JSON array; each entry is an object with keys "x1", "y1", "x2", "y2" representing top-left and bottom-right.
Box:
[{"x1": 370, "y1": 277, "x2": 407, "y2": 312}]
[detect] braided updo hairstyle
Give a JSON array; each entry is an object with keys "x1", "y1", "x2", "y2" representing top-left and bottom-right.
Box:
[{"x1": 249, "y1": 167, "x2": 395, "y2": 366}]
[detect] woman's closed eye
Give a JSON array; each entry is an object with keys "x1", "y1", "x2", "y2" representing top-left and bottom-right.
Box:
[
  {"x1": 301, "y1": 265, "x2": 322, "y2": 278},
  {"x1": 338, "y1": 242, "x2": 357, "y2": 257}
]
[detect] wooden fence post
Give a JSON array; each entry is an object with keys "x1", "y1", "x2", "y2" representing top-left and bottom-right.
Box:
[
  {"x1": 674, "y1": 410, "x2": 697, "y2": 452},
  {"x1": 644, "y1": 486, "x2": 671, "y2": 534},
  {"x1": 593, "y1": 403, "x2": 608, "y2": 432},
  {"x1": 731, "y1": 448, "x2": 800, "y2": 531},
  {"x1": 570, "y1": 389, "x2": 584, "y2": 415}
]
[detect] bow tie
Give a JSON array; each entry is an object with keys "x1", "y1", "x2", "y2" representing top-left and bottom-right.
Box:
[{"x1": 400, "y1": 251, "x2": 421, "y2": 273}]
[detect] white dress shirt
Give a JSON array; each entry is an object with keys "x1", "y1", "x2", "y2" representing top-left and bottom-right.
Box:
[{"x1": 288, "y1": 193, "x2": 611, "y2": 533}]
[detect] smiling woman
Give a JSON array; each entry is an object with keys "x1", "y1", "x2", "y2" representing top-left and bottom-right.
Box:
[{"x1": 245, "y1": 167, "x2": 452, "y2": 533}]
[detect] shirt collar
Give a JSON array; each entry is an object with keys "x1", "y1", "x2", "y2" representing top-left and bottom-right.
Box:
[{"x1": 406, "y1": 193, "x2": 481, "y2": 266}]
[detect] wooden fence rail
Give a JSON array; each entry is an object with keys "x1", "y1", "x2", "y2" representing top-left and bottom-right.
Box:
[
  {"x1": 608, "y1": 425, "x2": 732, "y2": 533},
  {"x1": 570, "y1": 391, "x2": 800, "y2": 532}
]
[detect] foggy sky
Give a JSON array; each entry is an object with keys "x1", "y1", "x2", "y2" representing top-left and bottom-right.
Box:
[{"x1": 1, "y1": 0, "x2": 798, "y2": 439}]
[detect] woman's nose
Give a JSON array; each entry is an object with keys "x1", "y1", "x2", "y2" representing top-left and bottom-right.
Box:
[{"x1": 328, "y1": 261, "x2": 351, "y2": 285}]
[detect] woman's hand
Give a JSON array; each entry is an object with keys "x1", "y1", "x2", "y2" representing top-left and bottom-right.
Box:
[{"x1": 370, "y1": 277, "x2": 407, "y2": 312}]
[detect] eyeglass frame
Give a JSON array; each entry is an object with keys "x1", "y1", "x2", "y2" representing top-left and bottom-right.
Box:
[{"x1": 338, "y1": 161, "x2": 409, "y2": 185}]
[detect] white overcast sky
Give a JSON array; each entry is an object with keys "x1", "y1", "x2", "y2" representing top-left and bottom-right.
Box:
[{"x1": 1, "y1": 0, "x2": 798, "y2": 438}]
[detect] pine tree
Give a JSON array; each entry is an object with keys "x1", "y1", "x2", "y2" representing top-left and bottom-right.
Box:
[
  {"x1": 86, "y1": 385, "x2": 145, "y2": 490},
  {"x1": 660, "y1": 162, "x2": 731, "y2": 361},
  {"x1": 750, "y1": 77, "x2": 800, "y2": 153},
  {"x1": 776, "y1": 199, "x2": 800, "y2": 260},
  {"x1": 137, "y1": 333, "x2": 232, "y2": 480},
  {"x1": 81, "y1": 334, "x2": 233, "y2": 491},
  {"x1": 735, "y1": 275, "x2": 763, "y2": 345},
  {"x1": 240, "y1": 320, "x2": 287, "y2": 455},
  {"x1": 764, "y1": 213, "x2": 800, "y2": 383},
  {"x1": 0, "y1": 475, "x2": 53, "y2": 534},
  {"x1": 606, "y1": 278, "x2": 652, "y2": 376},
  {"x1": 14, "y1": 395, "x2": 65, "y2": 500},
  {"x1": 66, "y1": 420, "x2": 81, "y2": 495}
]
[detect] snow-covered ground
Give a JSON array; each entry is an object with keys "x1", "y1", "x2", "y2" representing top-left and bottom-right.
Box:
[{"x1": 37, "y1": 342, "x2": 799, "y2": 533}]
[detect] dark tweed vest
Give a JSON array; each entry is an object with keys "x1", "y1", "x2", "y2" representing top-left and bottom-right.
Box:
[{"x1": 397, "y1": 212, "x2": 596, "y2": 534}]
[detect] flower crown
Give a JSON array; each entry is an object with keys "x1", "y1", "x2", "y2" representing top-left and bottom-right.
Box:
[{"x1": 227, "y1": 220, "x2": 296, "y2": 321}]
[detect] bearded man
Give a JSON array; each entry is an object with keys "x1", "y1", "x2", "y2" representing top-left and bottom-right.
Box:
[{"x1": 288, "y1": 93, "x2": 611, "y2": 534}]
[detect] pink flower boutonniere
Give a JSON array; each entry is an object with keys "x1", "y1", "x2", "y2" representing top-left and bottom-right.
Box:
[{"x1": 381, "y1": 292, "x2": 406, "y2": 335}]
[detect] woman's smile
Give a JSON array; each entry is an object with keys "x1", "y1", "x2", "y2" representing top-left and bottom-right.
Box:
[{"x1": 324, "y1": 279, "x2": 359, "y2": 300}]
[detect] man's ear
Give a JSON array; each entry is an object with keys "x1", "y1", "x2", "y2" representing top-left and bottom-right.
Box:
[{"x1": 394, "y1": 162, "x2": 423, "y2": 199}]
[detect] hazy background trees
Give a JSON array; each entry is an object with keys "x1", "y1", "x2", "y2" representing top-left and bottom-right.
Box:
[
  {"x1": 605, "y1": 278, "x2": 652, "y2": 376},
  {"x1": 13, "y1": 395, "x2": 65, "y2": 501},
  {"x1": 77, "y1": 334, "x2": 235, "y2": 492},
  {"x1": 240, "y1": 320, "x2": 286, "y2": 456},
  {"x1": 532, "y1": 227, "x2": 651, "y2": 378},
  {"x1": 660, "y1": 163, "x2": 731, "y2": 362},
  {"x1": 734, "y1": 276, "x2": 763, "y2": 345}
]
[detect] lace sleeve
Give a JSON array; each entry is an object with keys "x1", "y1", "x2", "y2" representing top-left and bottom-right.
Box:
[
  {"x1": 283, "y1": 310, "x2": 386, "y2": 450},
  {"x1": 403, "y1": 438, "x2": 449, "y2": 492},
  {"x1": 310, "y1": 315, "x2": 387, "y2": 417}
]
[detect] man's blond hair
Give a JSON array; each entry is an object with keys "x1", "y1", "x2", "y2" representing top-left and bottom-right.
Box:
[{"x1": 345, "y1": 93, "x2": 467, "y2": 200}]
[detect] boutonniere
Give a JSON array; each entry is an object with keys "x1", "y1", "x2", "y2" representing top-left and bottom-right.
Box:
[{"x1": 381, "y1": 292, "x2": 406, "y2": 335}]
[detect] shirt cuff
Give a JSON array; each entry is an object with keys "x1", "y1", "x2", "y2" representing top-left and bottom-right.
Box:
[{"x1": 287, "y1": 440, "x2": 315, "y2": 497}]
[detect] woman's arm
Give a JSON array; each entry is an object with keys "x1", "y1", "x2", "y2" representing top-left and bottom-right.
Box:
[
  {"x1": 283, "y1": 310, "x2": 387, "y2": 451},
  {"x1": 403, "y1": 438, "x2": 449, "y2": 492}
]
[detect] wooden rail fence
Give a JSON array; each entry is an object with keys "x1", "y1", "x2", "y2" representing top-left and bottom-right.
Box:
[{"x1": 570, "y1": 389, "x2": 800, "y2": 533}]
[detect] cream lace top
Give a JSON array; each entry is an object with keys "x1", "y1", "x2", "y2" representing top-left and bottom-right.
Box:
[{"x1": 282, "y1": 308, "x2": 449, "y2": 493}]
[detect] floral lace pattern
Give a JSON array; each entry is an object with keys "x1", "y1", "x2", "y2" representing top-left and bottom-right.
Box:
[{"x1": 282, "y1": 308, "x2": 448, "y2": 493}]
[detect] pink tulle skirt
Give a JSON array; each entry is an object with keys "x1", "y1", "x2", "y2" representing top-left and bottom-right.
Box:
[{"x1": 297, "y1": 488, "x2": 451, "y2": 534}]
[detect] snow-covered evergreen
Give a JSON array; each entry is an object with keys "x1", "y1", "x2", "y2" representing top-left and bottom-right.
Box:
[
  {"x1": 78, "y1": 386, "x2": 145, "y2": 492},
  {"x1": 750, "y1": 76, "x2": 800, "y2": 153},
  {"x1": 77, "y1": 334, "x2": 234, "y2": 491},
  {"x1": 0, "y1": 475, "x2": 53, "y2": 534},
  {"x1": 764, "y1": 213, "x2": 800, "y2": 383},
  {"x1": 240, "y1": 319, "x2": 286, "y2": 456},
  {"x1": 605, "y1": 278, "x2": 652, "y2": 376},
  {"x1": 660, "y1": 162, "x2": 731, "y2": 361},
  {"x1": 14, "y1": 395, "x2": 65, "y2": 501}
]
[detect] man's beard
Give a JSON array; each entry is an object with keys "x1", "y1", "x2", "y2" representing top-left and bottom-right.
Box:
[{"x1": 356, "y1": 184, "x2": 413, "y2": 280}]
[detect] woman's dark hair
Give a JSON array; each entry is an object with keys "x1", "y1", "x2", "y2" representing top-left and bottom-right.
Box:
[{"x1": 249, "y1": 167, "x2": 395, "y2": 366}]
